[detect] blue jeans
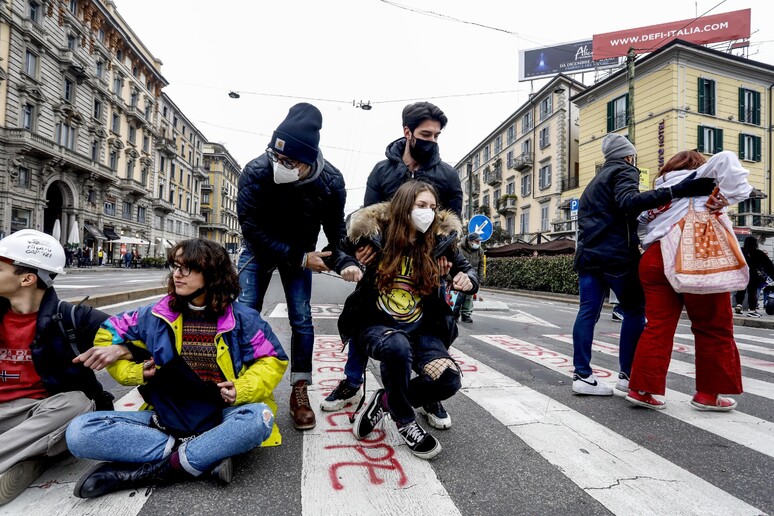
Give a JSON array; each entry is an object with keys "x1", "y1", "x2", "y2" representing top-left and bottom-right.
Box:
[
  {"x1": 238, "y1": 247, "x2": 314, "y2": 384},
  {"x1": 66, "y1": 404, "x2": 273, "y2": 476},
  {"x1": 572, "y1": 268, "x2": 645, "y2": 377}
]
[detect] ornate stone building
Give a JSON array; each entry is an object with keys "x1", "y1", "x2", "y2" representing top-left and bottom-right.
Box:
[{"x1": 201, "y1": 142, "x2": 241, "y2": 254}]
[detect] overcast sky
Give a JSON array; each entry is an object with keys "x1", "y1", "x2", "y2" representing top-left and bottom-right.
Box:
[{"x1": 115, "y1": 0, "x2": 774, "y2": 214}]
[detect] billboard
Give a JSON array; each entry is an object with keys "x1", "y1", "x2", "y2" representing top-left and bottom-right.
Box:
[
  {"x1": 520, "y1": 40, "x2": 619, "y2": 81},
  {"x1": 592, "y1": 9, "x2": 751, "y2": 60}
]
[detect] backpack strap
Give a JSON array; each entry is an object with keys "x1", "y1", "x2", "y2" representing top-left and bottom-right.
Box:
[{"x1": 55, "y1": 296, "x2": 90, "y2": 356}]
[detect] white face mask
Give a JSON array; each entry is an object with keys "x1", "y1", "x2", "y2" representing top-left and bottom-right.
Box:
[
  {"x1": 273, "y1": 160, "x2": 300, "y2": 184},
  {"x1": 470, "y1": 243, "x2": 480, "y2": 250},
  {"x1": 411, "y1": 208, "x2": 435, "y2": 233}
]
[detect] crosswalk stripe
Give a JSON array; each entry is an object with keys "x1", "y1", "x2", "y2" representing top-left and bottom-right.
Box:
[
  {"x1": 673, "y1": 333, "x2": 774, "y2": 358},
  {"x1": 473, "y1": 335, "x2": 774, "y2": 459},
  {"x1": 544, "y1": 334, "x2": 774, "y2": 402},
  {"x1": 451, "y1": 348, "x2": 764, "y2": 515},
  {"x1": 305, "y1": 336, "x2": 461, "y2": 515},
  {"x1": 734, "y1": 333, "x2": 774, "y2": 347}
]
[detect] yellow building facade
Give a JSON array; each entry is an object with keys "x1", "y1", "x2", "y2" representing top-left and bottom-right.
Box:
[
  {"x1": 568, "y1": 40, "x2": 773, "y2": 235},
  {"x1": 201, "y1": 143, "x2": 241, "y2": 253}
]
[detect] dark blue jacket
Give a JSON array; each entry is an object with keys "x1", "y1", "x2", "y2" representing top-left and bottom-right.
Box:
[
  {"x1": 237, "y1": 151, "x2": 348, "y2": 271},
  {"x1": 364, "y1": 138, "x2": 463, "y2": 217},
  {"x1": 0, "y1": 288, "x2": 111, "y2": 407}
]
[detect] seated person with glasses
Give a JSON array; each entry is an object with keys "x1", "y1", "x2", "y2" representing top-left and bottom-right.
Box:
[{"x1": 66, "y1": 238, "x2": 288, "y2": 498}]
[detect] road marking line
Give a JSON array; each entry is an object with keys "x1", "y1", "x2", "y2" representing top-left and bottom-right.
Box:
[
  {"x1": 269, "y1": 303, "x2": 342, "y2": 320},
  {"x1": 686, "y1": 333, "x2": 774, "y2": 355},
  {"x1": 473, "y1": 335, "x2": 774, "y2": 459},
  {"x1": 476, "y1": 310, "x2": 558, "y2": 328},
  {"x1": 99, "y1": 295, "x2": 165, "y2": 311},
  {"x1": 304, "y1": 336, "x2": 461, "y2": 515},
  {"x1": 451, "y1": 348, "x2": 764, "y2": 516}
]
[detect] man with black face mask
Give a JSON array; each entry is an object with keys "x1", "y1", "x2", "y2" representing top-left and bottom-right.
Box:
[{"x1": 324, "y1": 102, "x2": 462, "y2": 432}]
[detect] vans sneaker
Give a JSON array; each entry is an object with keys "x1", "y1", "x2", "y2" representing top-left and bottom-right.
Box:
[
  {"x1": 397, "y1": 421, "x2": 442, "y2": 460},
  {"x1": 352, "y1": 389, "x2": 387, "y2": 440},
  {"x1": 418, "y1": 402, "x2": 451, "y2": 430},
  {"x1": 746, "y1": 310, "x2": 762, "y2": 318},
  {"x1": 612, "y1": 307, "x2": 624, "y2": 321},
  {"x1": 572, "y1": 373, "x2": 613, "y2": 396},
  {"x1": 0, "y1": 459, "x2": 47, "y2": 505},
  {"x1": 690, "y1": 392, "x2": 737, "y2": 412},
  {"x1": 614, "y1": 372, "x2": 629, "y2": 396},
  {"x1": 625, "y1": 390, "x2": 666, "y2": 410},
  {"x1": 320, "y1": 380, "x2": 363, "y2": 412}
]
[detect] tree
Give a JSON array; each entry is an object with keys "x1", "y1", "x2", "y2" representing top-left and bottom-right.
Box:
[{"x1": 485, "y1": 226, "x2": 512, "y2": 248}]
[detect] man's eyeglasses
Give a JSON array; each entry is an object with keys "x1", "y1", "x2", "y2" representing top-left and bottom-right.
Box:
[
  {"x1": 168, "y1": 263, "x2": 192, "y2": 277},
  {"x1": 266, "y1": 148, "x2": 303, "y2": 170}
]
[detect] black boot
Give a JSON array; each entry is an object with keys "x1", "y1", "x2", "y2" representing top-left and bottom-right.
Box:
[{"x1": 74, "y1": 456, "x2": 184, "y2": 499}]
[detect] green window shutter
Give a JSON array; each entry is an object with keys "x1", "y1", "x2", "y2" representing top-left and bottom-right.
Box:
[
  {"x1": 739, "y1": 133, "x2": 745, "y2": 159},
  {"x1": 606, "y1": 100, "x2": 614, "y2": 132},
  {"x1": 738, "y1": 88, "x2": 745, "y2": 121},
  {"x1": 754, "y1": 91, "x2": 761, "y2": 125},
  {"x1": 709, "y1": 80, "x2": 716, "y2": 116},
  {"x1": 715, "y1": 128, "x2": 723, "y2": 152},
  {"x1": 698, "y1": 78, "x2": 705, "y2": 113},
  {"x1": 755, "y1": 136, "x2": 762, "y2": 161},
  {"x1": 697, "y1": 125, "x2": 704, "y2": 152},
  {"x1": 624, "y1": 94, "x2": 629, "y2": 127}
]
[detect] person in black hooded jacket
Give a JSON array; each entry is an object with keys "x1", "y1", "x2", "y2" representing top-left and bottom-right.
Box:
[
  {"x1": 735, "y1": 236, "x2": 774, "y2": 317},
  {"x1": 236, "y1": 103, "x2": 348, "y2": 432}
]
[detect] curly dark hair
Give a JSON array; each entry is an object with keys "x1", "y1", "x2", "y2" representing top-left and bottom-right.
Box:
[{"x1": 166, "y1": 238, "x2": 239, "y2": 314}]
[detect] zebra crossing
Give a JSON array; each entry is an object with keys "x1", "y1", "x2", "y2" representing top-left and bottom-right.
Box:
[{"x1": 3, "y1": 322, "x2": 773, "y2": 515}]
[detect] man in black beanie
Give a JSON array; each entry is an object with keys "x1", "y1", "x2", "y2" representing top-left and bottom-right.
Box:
[{"x1": 237, "y1": 103, "x2": 349, "y2": 431}]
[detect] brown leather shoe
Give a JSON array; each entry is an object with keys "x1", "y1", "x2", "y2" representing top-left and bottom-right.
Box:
[{"x1": 290, "y1": 380, "x2": 316, "y2": 430}]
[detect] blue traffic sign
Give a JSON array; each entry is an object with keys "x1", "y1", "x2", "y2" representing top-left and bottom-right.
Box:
[
  {"x1": 569, "y1": 198, "x2": 579, "y2": 211},
  {"x1": 468, "y1": 214, "x2": 493, "y2": 242}
]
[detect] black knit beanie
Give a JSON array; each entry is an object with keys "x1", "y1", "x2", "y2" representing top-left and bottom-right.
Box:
[{"x1": 269, "y1": 103, "x2": 322, "y2": 165}]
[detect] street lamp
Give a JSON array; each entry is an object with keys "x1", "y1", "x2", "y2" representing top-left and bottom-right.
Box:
[
  {"x1": 228, "y1": 91, "x2": 240, "y2": 99},
  {"x1": 353, "y1": 100, "x2": 372, "y2": 111}
]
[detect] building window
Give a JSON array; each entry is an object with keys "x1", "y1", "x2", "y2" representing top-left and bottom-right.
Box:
[
  {"x1": 63, "y1": 78, "x2": 75, "y2": 103},
  {"x1": 109, "y1": 150, "x2": 118, "y2": 170},
  {"x1": 539, "y1": 127, "x2": 550, "y2": 149},
  {"x1": 507, "y1": 125, "x2": 515, "y2": 145},
  {"x1": 93, "y1": 99, "x2": 101, "y2": 120},
  {"x1": 113, "y1": 74, "x2": 122, "y2": 95},
  {"x1": 128, "y1": 126, "x2": 136, "y2": 145},
  {"x1": 158, "y1": 182, "x2": 164, "y2": 199},
  {"x1": 522, "y1": 112, "x2": 533, "y2": 134},
  {"x1": 739, "y1": 134, "x2": 762, "y2": 162},
  {"x1": 126, "y1": 158, "x2": 135, "y2": 179},
  {"x1": 104, "y1": 201, "x2": 116, "y2": 216},
  {"x1": 521, "y1": 174, "x2": 532, "y2": 197},
  {"x1": 22, "y1": 103, "x2": 34, "y2": 131},
  {"x1": 521, "y1": 139, "x2": 531, "y2": 155},
  {"x1": 67, "y1": 33, "x2": 76, "y2": 50},
  {"x1": 506, "y1": 150, "x2": 514, "y2": 169},
  {"x1": 96, "y1": 60, "x2": 104, "y2": 79},
  {"x1": 141, "y1": 167, "x2": 148, "y2": 185},
  {"x1": 697, "y1": 78, "x2": 716, "y2": 115},
  {"x1": 97, "y1": 28, "x2": 105, "y2": 42},
  {"x1": 56, "y1": 123, "x2": 76, "y2": 149},
  {"x1": 130, "y1": 90, "x2": 138, "y2": 107},
  {"x1": 483, "y1": 146, "x2": 490, "y2": 162},
  {"x1": 137, "y1": 206, "x2": 146, "y2": 224},
  {"x1": 473, "y1": 154, "x2": 480, "y2": 169},
  {"x1": 697, "y1": 126, "x2": 723, "y2": 154},
  {"x1": 494, "y1": 135, "x2": 502, "y2": 154},
  {"x1": 11, "y1": 208, "x2": 32, "y2": 232},
  {"x1": 24, "y1": 50, "x2": 38, "y2": 78},
  {"x1": 506, "y1": 216, "x2": 515, "y2": 235},
  {"x1": 18, "y1": 167, "x2": 30, "y2": 188},
  {"x1": 68, "y1": 0, "x2": 77, "y2": 15},
  {"x1": 142, "y1": 135, "x2": 150, "y2": 153},
  {"x1": 539, "y1": 96, "x2": 552, "y2": 121},
  {"x1": 202, "y1": 193, "x2": 210, "y2": 203},
  {"x1": 169, "y1": 187, "x2": 175, "y2": 204},
  {"x1": 739, "y1": 88, "x2": 761, "y2": 125},
  {"x1": 506, "y1": 181, "x2": 515, "y2": 195},
  {"x1": 91, "y1": 140, "x2": 99, "y2": 161},
  {"x1": 541, "y1": 205, "x2": 550, "y2": 231},
  {"x1": 520, "y1": 210, "x2": 530, "y2": 234},
  {"x1": 539, "y1": 164, "x2": 552, "y2": 189},
  {"x1": 111, "y1": 112, "x2": 120, "y2": 133},
  {"x1": 122, "y1": 201, "x2": 132, "y2": 220},
  {"x1": 28, "y1": 1, "x2": 40, "y2": 22},
  {"x1": 607, "y1": 94, "x2": 628, "y2": 131}
]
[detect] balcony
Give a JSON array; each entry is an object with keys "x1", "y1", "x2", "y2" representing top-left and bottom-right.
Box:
[
  {"x1": 200, "y1": 182, "x2": 214, "y2": 192},
  {"x1": 152, "y1": 198, "x2": 175, "y2": 214},
  {"x1": 155, "y1": 136, "x2": 176, "y2": 157},
  {"x1": 194, "y1": 165, "x2": 209, "y2": 180},
  {"x1": 484, "y1": 168, "x2": 502, "y2": 186},
  {"x1": 467, "y1": 179, "x2": 480, "y2": 196},
  {"x1": 118, "y1": 178, "x2": 149, "y2": 197},
  {"x1": 512, "y1": 153, "x2": 533, "y2": 171},
  {"x1": 125, "y1": 105, "x2": 150, "y2": 129},
  {"x1": 551, "y1": 219, "x2": 577, "y2": 235},
  {"x1": 728, "y1": 212, "x2": 774, "y2": 234},
  {"x1": 496, "y1": 195, "x2": 518, "y2": 215},
  {"x1": 199, "y1": 222, "x2": 229, "y2": 231},
  {"x1": 190, "y1": 213, "x2": 205, "y2": 224},
  {"x1": 21, "y1": 18, "x2": 47, "y2": 44}
]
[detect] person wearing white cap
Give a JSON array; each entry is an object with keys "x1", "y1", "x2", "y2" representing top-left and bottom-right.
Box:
[
  {"x1": 0, "y1": 230, "x2": 111, "y2": 505},
  {"x1": 570, "y1": 134, "x2": 717, "y2": 397}
]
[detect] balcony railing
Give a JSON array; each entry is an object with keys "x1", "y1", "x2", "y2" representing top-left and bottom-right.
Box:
[
  {"x1": 484, "y1": 169, "x2": 502, "y2": 186},
  {"x1": 118, "y1": 178, "x2": 149, "y2": 197},
  {"x1": 728, "y1": 212, "x2": 774, "y2": 230},
  {"x1": 155, "y1": 136, "x2": 176, "y2": 157},
  {"x1": 512, "y1": 153, "x2": 533, "y2": 171},
  {"x1": 551, "y1": 219, "x2": 577, "y2": 234},
  {"x1": 496, "y1": 195, "x2": 517, "y2": 214}
]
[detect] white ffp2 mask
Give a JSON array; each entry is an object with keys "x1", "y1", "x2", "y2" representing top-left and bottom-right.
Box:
[
  {"x1": 411, "y1": 208, "x2": 435, "y2": 233},
  {"x1": 273, "y1": 160, "x2": 300, "y2": 184}
]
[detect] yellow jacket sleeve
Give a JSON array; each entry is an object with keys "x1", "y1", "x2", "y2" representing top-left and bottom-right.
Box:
[
  {"x1": 94, "y1": 327, "x2": 146, "y2": 386},
  {"x1": 233, "y1": 355, "x2": 288, "y2": 406}
]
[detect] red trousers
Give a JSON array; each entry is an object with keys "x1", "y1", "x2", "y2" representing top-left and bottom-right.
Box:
[{"x1": 629, "y1": 241, "x2": 743, "y2": 396}]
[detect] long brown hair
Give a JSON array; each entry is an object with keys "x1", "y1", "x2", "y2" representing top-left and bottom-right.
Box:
[
  {"x1": 658, "y1": 150, "x2": 707, "y2": 178},
  {"x1": 376, "y1": 181, "x2": 440, "y2": 296},
  {"x1": 166, "y1": 238, "x2": 239, "y2": 314}
]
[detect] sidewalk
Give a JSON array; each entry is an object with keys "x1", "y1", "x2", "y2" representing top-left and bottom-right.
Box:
[{"x1": 481, "y1": 287, "x2": 774, "y2": 330}]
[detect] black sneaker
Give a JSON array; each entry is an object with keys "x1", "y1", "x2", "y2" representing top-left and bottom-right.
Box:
[
  {"x1": 612, "y1": 307, "x2": 624, "y2": 321},
  {"x1": 352, "y1": 389, "x2": 387, "y2": 440},
  {"x1": 397, "y1": 421, "x2": 442, "y2": 459},
  {"x1": 418, "y1": 401, "x2": 451, "y2": 429},
  {"x1": 461, "y1": 315, "x2": 473, "y2": 323},
  {"x1": 321, "y1": 380, "x2": 363, "y2": 412}
]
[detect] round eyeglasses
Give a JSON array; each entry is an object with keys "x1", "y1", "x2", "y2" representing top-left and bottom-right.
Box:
[
  {"x1": 168, "y1": 263, "x2": 192, "y2": 277},
  {"x1": 266, "y1": 148, "x2": 303, "y2": 170}
]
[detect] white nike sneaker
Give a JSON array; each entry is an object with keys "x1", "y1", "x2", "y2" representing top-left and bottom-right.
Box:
[{"x1": 572, "y1": 373, "x2": 614, "y2": 396}]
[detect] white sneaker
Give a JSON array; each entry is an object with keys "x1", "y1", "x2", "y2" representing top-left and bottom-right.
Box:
[
  {"x1": 572, "y1": 373, "x2": 614, "y2": 396},
  {"x1": 734, "y1": 304, "x2": 743, "y2": 314},
  {"x1": 746, "y1": 310, "x2": 763, "y2": 318},
  {"x1": 614, "y1": 372, "x2": 629, "y2": 396}
]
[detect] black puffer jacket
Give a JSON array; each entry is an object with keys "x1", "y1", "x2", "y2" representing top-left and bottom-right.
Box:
[
  {"x1": 237, "y1": 151, "x2": 348, "y2": 270},
  {"x1": 364, "y1": 138, "x2": 463, "y2": 217},
  {"x1": 337, "y1": 203, "x2": 478, "y2": 348},
  {"x1": 574, "y1": 158, "x2": 673, "y2": 272},
  {"x1": 0, "y1": 288, "x2": 112, "y2": 408}
]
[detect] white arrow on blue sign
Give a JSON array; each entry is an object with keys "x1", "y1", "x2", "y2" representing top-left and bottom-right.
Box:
[{"x1": 468, "y1": 214, "x2": 493, "y2": 242}]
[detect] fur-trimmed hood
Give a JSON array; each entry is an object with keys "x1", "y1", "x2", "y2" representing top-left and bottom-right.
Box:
[{"x1": 347, "y1": 201, "x2": 463, "y2": 244}]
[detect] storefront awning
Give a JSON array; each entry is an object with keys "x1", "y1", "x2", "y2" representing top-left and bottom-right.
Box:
[
  {"x1": 103, "y1": 228, "x2": 120, "y2": 241},
  {"x1": 84, "y1": 224, "x2": 106, "y2": 240},
  {"x1": 111, "y1": 236, "x2": 150, "y2": 245}
]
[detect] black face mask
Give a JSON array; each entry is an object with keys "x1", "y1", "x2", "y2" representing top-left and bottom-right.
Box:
[{"x1": 408, "y1": 134, "x2": 439, "y2": 166}]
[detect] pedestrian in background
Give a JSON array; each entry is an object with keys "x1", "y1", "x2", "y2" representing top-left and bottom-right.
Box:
[
  {"x1": 322, "y1": 102, "x2": 462, "y2": 432},
  {"x1": 236, "y1": 103, "x2": 349, "y2": 431},
  {"x1": 571, "y1": 134, "x2": 716, "y2": 396},
  {"x1": 67, "y1": 238, "x2": 288, "y2": 497},
  {"x1": 626, "y1": 150, "x2": 750, "y2": 411},
  {"x1": 97, "y1": 247, "x2": 103, "y2": 266},
  {"x1": 734, "y1": 236, "x2": 774, "y2": 318},
  {"x1": 453, "y1": 232, "x2": 484, "y2": 323},
  {"x1": 338, "y1": 181, "x2": 477, "y2": 460}
]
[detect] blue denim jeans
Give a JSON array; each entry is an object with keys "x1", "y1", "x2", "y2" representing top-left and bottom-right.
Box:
[
  {"x1": 66, "y1": 404, "x2": 273, "y2": 476},
  {"x1": 572, "y1": 268, "x2": 645, "y2": 377},
  {"x1": 238, "y1": 247, "x2": 314, "y2": 384}
]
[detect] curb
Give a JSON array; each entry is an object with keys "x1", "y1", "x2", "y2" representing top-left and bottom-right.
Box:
[
  {"x1": 65, "y1": 287, "x2": 167, "y2": 308},
  {"x1": 480, "y1": 287, "x2": 774, "y2": 330}
]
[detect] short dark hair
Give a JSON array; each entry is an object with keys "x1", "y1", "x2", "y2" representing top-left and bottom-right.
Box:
[
  {"x1": 166, "y1": 238, "x2": 239, "y2": 315},
  {"x1": 401, "y1": 102, "x2": 448, "y2": 132}
]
